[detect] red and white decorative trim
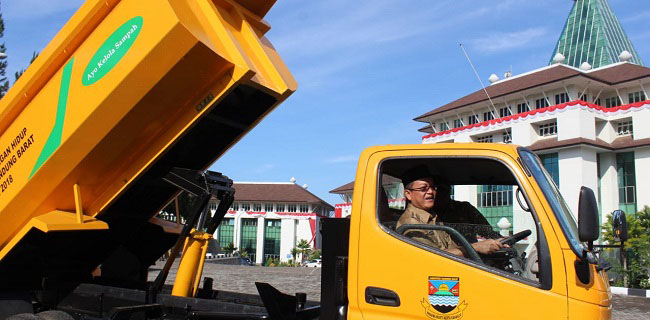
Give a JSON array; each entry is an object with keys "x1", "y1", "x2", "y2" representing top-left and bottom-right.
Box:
[
  {"x1": 225, "y1": 210, "x2": 324, "y2": 218},
  {"x1": 422, "y1": 100, "x2": 650, "y2": 141}
]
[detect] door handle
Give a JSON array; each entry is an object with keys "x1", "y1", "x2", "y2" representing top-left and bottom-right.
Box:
[{"x1": 365, "y1": 287, "x2": 400, "y2": 307}]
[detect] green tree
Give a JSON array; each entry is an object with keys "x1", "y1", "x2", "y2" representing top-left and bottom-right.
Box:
[
  {"x1": 602, "y1": 206, "x2": 650, "y2": 288},
  {"x1": 0, "y1": 7, "x2": 9, "y2": 99},
  {"x1": 222, "y1": 242, "x2": 236, "y2": 254},
  {"x1": 290, "y1": 247, "x2": 300, "y2": 267},
  {"x1": 14, "y1": 51, "x2": 38, "y2": 82},
  {"x1": 296, "y1": 239, "x2": 312, "y2": 265},
  {"x1": 309, "y1": 249, "x2": 321, "y2": 260}
]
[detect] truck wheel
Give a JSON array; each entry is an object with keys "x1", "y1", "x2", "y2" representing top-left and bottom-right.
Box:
[
  {"x1": 35, "y1": 311, "x2": 74, "y2": 320},
  {"x1": 6, "y1": 314, "x2": 39, "y2": 320}
]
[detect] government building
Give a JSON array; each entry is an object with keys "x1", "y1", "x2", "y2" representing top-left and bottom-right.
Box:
[
  {"x1": 332, "y1": 0, "x2": 649, "y2": 232},
  {"x1": 213, "y1": 180, "x2": 333, "y2": 265}
]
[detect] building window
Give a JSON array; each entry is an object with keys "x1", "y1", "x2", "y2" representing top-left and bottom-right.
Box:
[
  {"x1": 477, "y1": 185, "x2": 513, "y2": 230},
  {"x1": 253, "y1": 203, "x2": 262, "y2": 212},
  {"x1": 439, "y1": 122, "x2": 449, "y2": 131},
  {"x1": 555, "y1": 93, "x2": 569, "y2": 105},
  {"x1": 241, "y1": 203, "x2": 251, "y2": 211},
  {"x1": 287, "y1": 204, "x2": 297, "y2": 212},
  {"x1": 231, "y1": 202, "x2": 239, "y2": 211},
  {"x1": 605, "y1": 97, "x2": 621, "y2": 108},
  {"x1": 628, "y1": 91, "x2": 646, "y2": 103},
  {"x1": 476, "y1": 135, "x2": 493, "y2": 143},
  {"x1": 502, "y1": 129, "x2": 512, "y2": 144},
  {"x1": 478, "y1": 185, "x2": 513, "y2": 207},
  {"x1": 483, "y1": 112, "x2": 494, "y2": 121},
  {"x1": 276, "y1": 203, "x2": 285, "y2": 212},
  {"x1": 217, "y1": 218, "x2": 235, "y2": 251},
  {"x1": 263, "y1": 219, "x2": 281, "y2": 262},
  {"x1": 264, "y1": 203, "x2": 274, "y2": 212},
  {"x1": 499, "y1": 107, "x2": 512, "y2": 118},
  {"x1": 299, "y1": 204, "x2": 309, "y2": 212},
  {"x1": 617, "y1": 120, "x2": 633, "y2": 136},
  {"x1": 535, "y1": 98, "x2": 549, "y2": 109},
  {"x1": 538, "y1": 121, "x2": 557, "y2": 137},
  {"x1": 539, "y1": 153, "x2": 559, "y2": 187},
  {"x1": 594, "y1": 98, "x2": 601, "y2": 106},
  {"x1": 240, "y1": 219, "x2": 258, "y2": 262},
  {"x1": 468, "y1": 115, "x2": 479, "y2": 125},
  {"x1": 617, "y1": 152, "x2": 637, "y2": 214},
  {"x1": 453, "y1": 119, "x2": 463, "y2": 128},
  {"x1": 579, "y1": 93, "x2": 588, "y2": 102},
  {"x1": 517, "y1": 103, "x2": 530, "y2": 114}
]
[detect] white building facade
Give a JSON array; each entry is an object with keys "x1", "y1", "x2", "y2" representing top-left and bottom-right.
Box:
[
  {"x1": 415, "y1": 62, "x2": 650, "y2": 232},
  {"x1": 212, "y1": 182, "x2": 333, "y2": 265}
]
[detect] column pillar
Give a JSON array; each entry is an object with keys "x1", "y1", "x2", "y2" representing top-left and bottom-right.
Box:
[
  {"x1": 598, "y1": 152, "x2": 619, "y2": 224},
  {"x1": 280, "y1": 218, "x2": 296, "y2": 262},
  {"x1": 634, "y1": 147, "x2": 650, "y2": 210},
  {"x1": 558, "y1": 147, "x2": 598, "y2": 218},
  {"x1": 255, "y1": 217, "x2": 265, "y2": 265}
]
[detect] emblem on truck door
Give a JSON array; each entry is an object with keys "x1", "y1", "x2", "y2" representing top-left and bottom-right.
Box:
[{"x1": 421, "y1": 276, "x2": 467, "y2": 319}]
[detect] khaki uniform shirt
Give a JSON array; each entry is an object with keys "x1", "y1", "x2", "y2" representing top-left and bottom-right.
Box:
[{"x1": 396, "y1": 204, "x2": 459, "y2": 250}]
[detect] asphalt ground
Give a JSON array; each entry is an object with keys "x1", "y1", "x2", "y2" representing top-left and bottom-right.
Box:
[{"x1": 149, "y1": 261, "x2": 649, "y2": 319}]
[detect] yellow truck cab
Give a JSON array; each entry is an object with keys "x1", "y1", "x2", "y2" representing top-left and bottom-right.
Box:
[{"x1": 320, "y1": 143, "x2": 612, "y2": 320}]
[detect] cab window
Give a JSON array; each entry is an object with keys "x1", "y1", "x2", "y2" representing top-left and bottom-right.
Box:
[{"x1": 377, "y1": 157, "x2": 549, "y2": 286}]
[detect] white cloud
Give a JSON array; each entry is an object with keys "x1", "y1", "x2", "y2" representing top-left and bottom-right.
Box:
[
  {"x1": 470, "y1": 28, "x2": 547, "y2": 53},
  {"x1": 269, "y1": 0, "x2": 530, "y2": 86},
  {"x1": 4, "y1": 0, "x2": 84, "y2": 20},
  {"x1": 325, "y1": 155, "x2": 357, "y2": 164}
]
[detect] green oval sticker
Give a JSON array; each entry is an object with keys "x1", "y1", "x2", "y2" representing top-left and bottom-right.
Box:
[{"x1": 83, "y1": 16, "x2": 143, "y2": 86}]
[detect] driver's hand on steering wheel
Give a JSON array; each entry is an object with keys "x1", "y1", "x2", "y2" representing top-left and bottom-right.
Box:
[{"x1": 471, "y1": 239, "x2": 509, "y2": 254}]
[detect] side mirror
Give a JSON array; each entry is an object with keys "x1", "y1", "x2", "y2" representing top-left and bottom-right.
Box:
[
  {"x1": 611, "y1": 210, "x2": 628, "y2": 242},
  {"x1": 578, "y1": 187, "x2": 599, "y2": 245}
]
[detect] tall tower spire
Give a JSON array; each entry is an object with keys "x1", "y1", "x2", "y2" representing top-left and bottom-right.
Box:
[{"x1": 549, "y1": 0, "x2": 643, "y2": 68}]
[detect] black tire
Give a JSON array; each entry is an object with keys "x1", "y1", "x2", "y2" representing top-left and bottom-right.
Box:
[
  {"x1": 6, "y1": 313, "x2": 39, "y2": 320},
  {"x1": 35, "y1": 311, "x2": 74, "y2": 320}
]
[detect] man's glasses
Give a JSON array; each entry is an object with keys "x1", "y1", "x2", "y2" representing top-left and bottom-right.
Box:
[{"x1": 407, "y1": 185, "x2": 438, "y2": 193}]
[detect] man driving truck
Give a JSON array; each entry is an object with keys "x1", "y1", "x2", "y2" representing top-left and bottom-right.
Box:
[{"x1": 396, "y1": 165, "x2": 506, "y2": 256}]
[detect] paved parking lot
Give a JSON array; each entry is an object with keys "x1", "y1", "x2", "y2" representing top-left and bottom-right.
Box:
[
  {"x1": 149, "y1": 260, "x2": 322, "y2": 300},
  {"x1": 149, "y1": 261, "x2": 649, "y2": 318},
  {"x1": 612, "y1": 294, "x2": 650, "y2": 320}
]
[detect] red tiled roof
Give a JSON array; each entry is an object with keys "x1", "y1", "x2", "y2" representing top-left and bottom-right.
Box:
[
  {"x1": 233, "y1": 183, "x2": 333, "y2": 208},
  {"x1": 586, "y1": 63, "x2": 650, "y2": 85},
  {"x1": 414, "y1": 65, "x2": 582, "y2": 121},
  {"x1": 529, "y1": 136, "x2": 650, "y2": 152},
  {"x1": 414, "y1": 63, "x2": 650, "y2": 121},
  {"x1": 329, "y1": 181, "x2": 354, "y2": 194}
]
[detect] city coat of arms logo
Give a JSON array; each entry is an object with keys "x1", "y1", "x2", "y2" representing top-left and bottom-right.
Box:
[{"x1": 420, "y1": 276, "x2": 468, "y2": 319}]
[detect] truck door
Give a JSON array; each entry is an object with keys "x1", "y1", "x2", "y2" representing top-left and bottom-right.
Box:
[{"x1": 350, "y1": 150, "x2": 568, "y2": 319}]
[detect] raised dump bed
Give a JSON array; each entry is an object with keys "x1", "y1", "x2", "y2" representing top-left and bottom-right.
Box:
[{"x1": 0, "y1": 0, "x2": 295, "y2": 290}]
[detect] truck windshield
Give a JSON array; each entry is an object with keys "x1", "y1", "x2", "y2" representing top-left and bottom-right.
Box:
[{"x1": 518, "y1": 148, "x2": 583, "y2": 257}]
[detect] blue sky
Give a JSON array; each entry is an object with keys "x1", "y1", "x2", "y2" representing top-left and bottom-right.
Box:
[{"x1": 3, "y1": 0, "x2": 650, "y2": 206}]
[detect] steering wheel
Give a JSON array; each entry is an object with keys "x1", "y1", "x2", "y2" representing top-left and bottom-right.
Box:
[
  {"x1": 482, "y1": 229, "x2": 532, "y2": 263},
  {"x1": 395, "y1": 224, "x2": 483, "y2": 264},
  {"x1": 500, "y1": 229, "x2": 532, "y2": 246}
]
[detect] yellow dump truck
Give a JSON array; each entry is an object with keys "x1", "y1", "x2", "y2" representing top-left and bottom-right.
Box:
[
  {"x1": 0, "y1": 1, "x2": 616, "y2": 319},
  {"x1": 0, "y1": 0, "x2": 297, "y2": 318}
]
